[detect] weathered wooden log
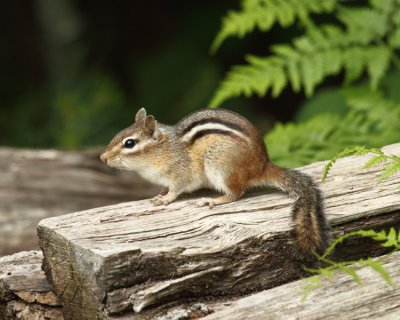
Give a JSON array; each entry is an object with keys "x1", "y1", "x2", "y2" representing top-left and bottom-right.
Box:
[
  {"x1": 37, "y1": 143, "x2": 400, "y2": 319},
  {"x1": 0, "y1": 250, "x2": 63, "y2": 320},
  {"x1": 0, "y1": 148, "x2": 159, "y2": 256},
  {"x1": 203, "y1": 251, "x2": 400, "y2": 320}
]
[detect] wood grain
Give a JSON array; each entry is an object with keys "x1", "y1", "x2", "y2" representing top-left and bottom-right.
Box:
[
  {"x1": 37, "y1": 143, "x2": 400, "y2": 319},
  {"x1": 204, "y1": 251, "x2": 400, "y2": 320},
  {"x1": 0, "y1": 147, "x2": 159, "y2": 255},
  {"x1": 0, "y1": 250, "x2": 63, "y2": 319}
]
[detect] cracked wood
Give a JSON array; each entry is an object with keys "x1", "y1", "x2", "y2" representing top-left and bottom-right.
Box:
[{"x1": 37, "y1": 143, "x2": 400, "y2": 319}]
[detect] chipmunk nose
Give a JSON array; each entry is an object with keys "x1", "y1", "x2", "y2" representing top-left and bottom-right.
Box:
[{"x1": 100, "y1": 152, "x2": 108, "y2": 163}]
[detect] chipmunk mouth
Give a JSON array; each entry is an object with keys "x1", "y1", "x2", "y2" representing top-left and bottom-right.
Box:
[{"x1": 106, "y1": 157, "x2": 133, "y2": 170}]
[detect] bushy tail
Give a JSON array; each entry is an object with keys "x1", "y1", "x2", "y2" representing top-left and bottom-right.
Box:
[{"x1": 266, "y1": 164, "x2": 330, "y2": 254}]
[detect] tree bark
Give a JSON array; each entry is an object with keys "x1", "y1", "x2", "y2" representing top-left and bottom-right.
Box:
[
  {"x1": 204, "y1": 251, "x2": 400, "y2": 320},
  {"x1": 0, "y1": 251, "x2": 63, "y2": 320}
]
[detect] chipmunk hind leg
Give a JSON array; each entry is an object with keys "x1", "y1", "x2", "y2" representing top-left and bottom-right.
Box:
[{"x1": 196, "y1": 148, "x2": 250, "y2": 208}]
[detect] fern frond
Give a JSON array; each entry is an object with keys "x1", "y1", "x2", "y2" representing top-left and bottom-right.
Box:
[
  {"x1": 369, "y1": 0, "x2": 396, "y2": 13},
  {"x1": 343, "y1": 47, "x2": 365, "y2": 84},
  {"x1": 337, "y1": 7, "x2": 390, "y2": 39},
  {"x1": 363, "y1": 154, "x2": 387, "y2": 169},
  {"x1": 264, "y1": 90, "x2": 400, "y2": 168},
  {"x1": 210, "y1": 23, "x2": 393, "y2": 107},
  {"x1": 338, "y1": 265, "x2": 362, "y2": 285},
  {"x1": 362, "y1": 258, "x2": 394, "y2": 286},
  {"x1": 323, "y1": 143, "x2": 400, "y2": 185},
  {"x1": 378, "y1": 160, "x2": 400, "y2": 182},
  {"x1": 211, "y1": 0, "x2": 337, "y2": 53},
  {"x1": 303, "y1": 228, "x2": 398, "y2": 300},
  {"x1": 389, "y1": 29, "x2": 400, "y2": 48},
  {"x1": 366, "y1": 46, "x2": 391, "y2": 89},
  {"x1": 322, "y1": 146, "x2": 370, "y2": 181},
  {"x1": 210, "y1": 0, "x2": 400, "y2": 106}
]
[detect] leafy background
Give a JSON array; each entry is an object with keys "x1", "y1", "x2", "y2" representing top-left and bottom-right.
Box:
[
  {"x1": 1, "y1": 0, "x2": 400, "y2": 169},
  {"x1": 211, "y1": 0, "x2": 400, "y2": 167}
]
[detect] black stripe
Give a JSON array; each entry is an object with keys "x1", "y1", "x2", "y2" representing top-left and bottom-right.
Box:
[
  {"x1": 181, "y1": 118, "x2": 248, "y2": 137},
  {"x1": 189, "y1": 129, "x2": 240, "y2": 145}
]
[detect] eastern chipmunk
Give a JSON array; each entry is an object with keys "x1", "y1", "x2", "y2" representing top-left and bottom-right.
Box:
[{"x1": 101, "y1": 108, "x2": 329, "y2": 254}]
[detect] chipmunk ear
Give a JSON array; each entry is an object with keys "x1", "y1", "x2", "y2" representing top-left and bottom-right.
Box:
[
  {"x1": 135, "y1": 108, "x2": 147, "y2": 123},
  {"x1": 143, "y1": 115, "x2": 157, "y2": 135}
]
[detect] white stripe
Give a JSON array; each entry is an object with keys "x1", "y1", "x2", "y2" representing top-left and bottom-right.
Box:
[{"x1": 181, "y1": 123, "x2": 249, "y2": 142}]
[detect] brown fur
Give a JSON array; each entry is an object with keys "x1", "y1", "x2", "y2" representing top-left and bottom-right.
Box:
[{"x1": 101, "y1": 108, "x2": 330, "y2": 255}]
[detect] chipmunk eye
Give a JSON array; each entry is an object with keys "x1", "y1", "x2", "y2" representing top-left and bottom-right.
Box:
[{"x1": 123, "y1": 139, "x2": 136, "y2": 149}]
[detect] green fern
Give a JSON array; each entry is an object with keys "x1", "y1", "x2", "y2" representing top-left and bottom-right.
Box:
[
  {"x1": 210, "y1": 0, "x2": 400, "y2": 107},
  {"x1": 266, "y1": 90, "x2": 400, "y2": 168},
  {"x1": 211, "y1": 0, "x2": 337, "y2": 53},
  {"x1": 302, "y1": 228, "x2": 399, "y2": 301},
  {"x1": 322, "y1": 146, "x2": 400, "y2": 184},
  {"x1": 321, "y1": 146, "x2": 370, "y2": 181}
]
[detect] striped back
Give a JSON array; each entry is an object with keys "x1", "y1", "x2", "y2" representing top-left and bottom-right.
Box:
[{"x1": 177, "y1": 109, "x2": 252, "y2": 145}]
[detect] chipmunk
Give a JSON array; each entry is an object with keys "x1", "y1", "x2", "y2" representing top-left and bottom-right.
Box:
[{"x1": 100, "y1": 108, "x2": 329, "y2": 254}]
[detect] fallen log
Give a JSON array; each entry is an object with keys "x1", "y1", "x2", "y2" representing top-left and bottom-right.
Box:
[
  {"x1": 0, "y1": 250, "x2": 63, "y2": 320},
  {"x1": 37, "y1": 143, "x2": 400, "y2": 319},
  {"x1": 204, "y1": 251, "x2": 400, "y2": 320},
  {"x1": 0, "y1": 148, "x2": 159, "y2": 255}
]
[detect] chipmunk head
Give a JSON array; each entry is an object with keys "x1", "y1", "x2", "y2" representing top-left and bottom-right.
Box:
[{"x1": 100, "y1": 108, "x2": 162, "y2": 170}]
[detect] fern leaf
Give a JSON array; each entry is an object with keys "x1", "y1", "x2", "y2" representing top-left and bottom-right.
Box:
[
  {"x1": 378, "y1": 160, "x2": 400, "y2": 182},
  {"x1": 370, "y1": 229, "x2": 388, "y2": 241},
  {"x1": 364, "y1": 258, "x2": 394, "y2": 286},
  {"x1": 369, "y1": 0, "x2": 395, "y2": 13},
  {"x1": 322, "y1": 48, "x2": 342, "y2": 75},
  {"x1": 394, "y1": 10, "x2": 400, "y2": 25},
  {"x1": 338, "y1": 8, "x2": 389, "y2": 38},
  {"x1": 363, "y1": 154, "x2": 388, "y2": 169},
  {"x1": 211, "y1": 0, "x2": 337, "y2": 53},
  {"x1": 301, "y1": 276, "x2": 321, "y2": 302},
  {"x1": 381, "y1": 228, "x2": 398, "y2": 247},
  {"x1": 343, "y1": 47, "x2": 365, "y2": 84},
  {"x1": 301, "y1": 57, "x2": 316, "y2": 97},
  {"x1": 271, "y1": 44, "x2": 299, "y2": 59},
  {"x1": 316, "y1": 267, "x2": 333, "y2": 279},
  {"x1": 271, "y1": 67, "x2": 287, "y2": 97},
  {"x1": 389, "y1": 28, "x2": 400, "y2": 48},
  {"x1": 339, "y1": 266, "x2": 362, "y2": 285},
  {"x1": 287, "y1": 61, "x2": 301, "y2": 92},
  {"x1": 366, "y1": 46, "x2": 391, "y2": 90},
  {"x1": 210, "y1": 22, "x2": 390, "y2": 106},
  {"x1": 322, "y1": 146, "x2": 369, "y2": 181},
  {"x1": 276, "y1": 0, "x2": 295, "y2": 27}
]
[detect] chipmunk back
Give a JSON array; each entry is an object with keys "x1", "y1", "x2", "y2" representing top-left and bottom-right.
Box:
[{"x1": 101, "y1": 108, "x2": 329, "y2": 255}]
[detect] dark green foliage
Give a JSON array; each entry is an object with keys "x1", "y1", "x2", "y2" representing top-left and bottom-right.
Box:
[
  {"x1": 211, "y1": 0, "x2": 336, "y2": 53},
  {"x1": 53, "y1": 73, "x2": 127, "y2": 148},
  {"x1": 211, "y1": 0, "x2": 400, "y2": 107},
  {"x1": 212, "y1": 0, "x2": 400, "y2": 169},
  {"x1": 266, "y1": 91, "x2": 400, "y2": 168},
  {"x1": 1, "y1": 2, "x2": 230, "y2": 148},
  {"x1": 211, "y1": 1, "x2": 400, "y2": 300}
]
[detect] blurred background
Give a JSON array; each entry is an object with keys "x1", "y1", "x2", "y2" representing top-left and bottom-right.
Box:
[
  {"x1": 1, "y1": 0, "x2": 400, "y2": 256},
  {"x1": 1, "y1": 0, "x2": 317, "y2": 150}
]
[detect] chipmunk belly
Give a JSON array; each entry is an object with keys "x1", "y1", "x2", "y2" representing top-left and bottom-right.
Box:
[{"x1": 138, "y1": 165, "x2": 172, "y2": 187}]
